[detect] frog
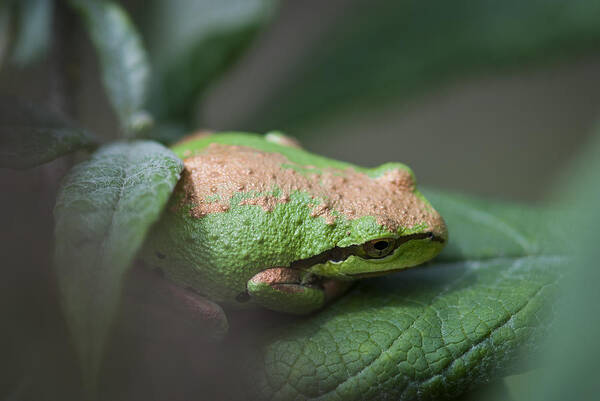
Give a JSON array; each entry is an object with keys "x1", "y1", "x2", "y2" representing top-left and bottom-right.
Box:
[{"x1": 141, "y1": 131, "x2": 447, "y2": 315}]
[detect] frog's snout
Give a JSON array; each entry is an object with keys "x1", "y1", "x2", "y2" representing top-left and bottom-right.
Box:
[{"x1": 430, "y1": 216, "x2": 449, "y2": 244}]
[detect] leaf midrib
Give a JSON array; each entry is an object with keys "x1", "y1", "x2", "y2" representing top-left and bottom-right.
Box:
[
  {"x1": 400, "y1": 275, "x2": 555, "y2": 401},
  {"x1": 81, "y1": 150, "x2": 132, "y2": 371}
]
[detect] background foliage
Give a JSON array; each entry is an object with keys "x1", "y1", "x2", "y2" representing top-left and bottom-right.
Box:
[{"x1": 1, "y1": 1, "x2": 599, "y2": 400}]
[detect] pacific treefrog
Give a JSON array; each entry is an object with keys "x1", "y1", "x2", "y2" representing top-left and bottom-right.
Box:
[{"x1": 142, "y1": 132, "x2": 447, "y2": 315}]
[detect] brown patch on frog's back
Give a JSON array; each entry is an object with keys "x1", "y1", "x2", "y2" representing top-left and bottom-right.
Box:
[{"x1": 178, "y1": 143, "x2": 446, "y2": 235}]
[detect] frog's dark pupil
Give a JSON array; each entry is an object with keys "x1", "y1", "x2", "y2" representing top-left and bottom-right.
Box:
[{"x1": 374, "y1": 241, "x2": 389, "y2": 250}]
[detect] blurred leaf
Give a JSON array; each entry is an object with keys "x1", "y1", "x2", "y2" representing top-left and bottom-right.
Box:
[
  {"x1": 505, "y1": 369, "x2": 543, "y2": 401},
  {"x1": 143, "y1": 0, "x2": 277, "y2": 131},
  {"x1": 69, "y1": 0, "x2": 151, "y2": 136},
  {"x1": 524, "y1": 132, "x2": 600, "y2": 401},
  {"x1": 142, "y1": 121, "x2": 188, "y2": 146},
  {"x1": 53, "y1": 141, "x2": 182, "y2": 399},
  {"x1": 426, "y1": 191, "x2": 568, "y2": 263},
  {"x1": 243, "y1": 191, "x2": 566, "y2": 400},
  {"x1": 0, "y1": 97, "x2": 95, "y2": 169},
  {"x1": 0, "y1": 1, "x2": 13, "y2": 69},
  {"x1": 11, "y1": 0, "x2": 53, "y2": 66},
  {"x1": 246, "y1": 0, "x2": 600, "y2": 132},
  {"x1": 455, "y1": 380, "x2": 513, "y2": 401}
]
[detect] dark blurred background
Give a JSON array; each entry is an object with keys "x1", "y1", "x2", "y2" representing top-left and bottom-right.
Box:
[
  {"x1": 2, "y1": 0, "x2": 600, "y2": 400},
  {"x1": 3, "y1": 0, "x2": 600, "y2": 201},
  {"x1": 199, "y1": 0, "x2": 600, "y2": 201}
]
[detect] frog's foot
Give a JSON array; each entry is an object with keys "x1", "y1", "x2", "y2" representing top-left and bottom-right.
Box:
[{"x1": 246, "y1": 267, "x2": 352, "y2": 315}]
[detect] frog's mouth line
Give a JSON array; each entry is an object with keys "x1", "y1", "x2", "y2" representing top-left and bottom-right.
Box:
[{"x1": 289, "y1": 232, "x2": 444, "y2": 271}]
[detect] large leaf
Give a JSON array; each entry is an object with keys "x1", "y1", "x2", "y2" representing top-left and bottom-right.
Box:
[
  {"x1": 53, "y1": 141, "x2": 183, "y2": 398},
  {"x1": 240, "y1": 191, "x2": 566, "y2": 400},
  {"x1": 0, "y1": 97, "x2": 95, "y2": 169},
  {"x1": 143, "y1": 0, "x2": 277, "y2": 130},
  {"x1": 245, "y1": 0, "x2": 600, "y2": 132},
  {"x1": 69, "y1": 0, "x2": 151, "y2": 135}
]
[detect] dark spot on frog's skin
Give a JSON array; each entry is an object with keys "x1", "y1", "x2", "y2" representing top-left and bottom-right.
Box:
[
  {"x1": 236, "y1": 292, "x2": 251, "y2": 303},
  {"x1": 156, "y1": 252, "x2": 166, "y2": 259}
]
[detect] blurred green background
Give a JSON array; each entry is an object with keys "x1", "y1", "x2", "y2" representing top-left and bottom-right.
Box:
[
  {"x1": 3, "y1": 0, "x2": 600, "y2": 200},
  {"x1": 2, "y1": 0, "x2": 600, "y2": 400}
]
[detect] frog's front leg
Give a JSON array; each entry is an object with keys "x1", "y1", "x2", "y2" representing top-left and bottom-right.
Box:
[{"x1": 246, "y1": 267, "x2": 352, "y2": 315}]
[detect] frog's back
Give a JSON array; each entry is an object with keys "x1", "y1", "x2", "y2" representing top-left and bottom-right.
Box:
[
  {"x1": 171, "y1": 131, "x2": 362, "y2": 173},
  {"x1": 142, "y1": 132, "x2": 445, "y2": 306}
]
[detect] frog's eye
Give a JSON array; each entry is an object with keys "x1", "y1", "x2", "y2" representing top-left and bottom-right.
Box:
[{"x1": 363, "y1": 238, "x2": 396, "y2": 258}]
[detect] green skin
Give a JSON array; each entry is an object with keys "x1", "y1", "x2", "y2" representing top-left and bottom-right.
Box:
[{"x1": 142, "y1": 132, "x2": 447, "y2": 315}]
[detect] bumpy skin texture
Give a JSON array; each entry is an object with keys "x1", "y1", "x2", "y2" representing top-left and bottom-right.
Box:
[{"x1": 142, "y1": 132, "x2": 447, "y2": 313}]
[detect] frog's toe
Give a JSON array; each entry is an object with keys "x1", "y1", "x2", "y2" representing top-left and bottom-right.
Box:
[{"x1": 247, "y1": 268, "x2": 325, "y2": 315}]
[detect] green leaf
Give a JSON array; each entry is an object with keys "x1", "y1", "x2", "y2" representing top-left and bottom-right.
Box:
[
  {"x1": 143, "y1": 0, "x2": 277, "y2": 130},
  {"x1": 69, "y1": 0, "x2": 151, "y2": 135},
  {"x1": 53, "y1": 141, "x2": 183, "y2": 398},
  {"x1": 523, "y1": 132, "x2": 600, "y2": 401},
  {"x1": 246, "y1": 0, "x2": 600, "y2": 132},
  {"x1": 243, "y1": 191, "x2": 565, "y2": 401},
  {"x1": 0, "y1": 97, "x2": 95, "y2": 169},
  {"x1": 455, "y1": 380, "x2": 513, "y2": 401},
  {"x1": 11, "y1": 0, "x2": 53, "y2": 66}
]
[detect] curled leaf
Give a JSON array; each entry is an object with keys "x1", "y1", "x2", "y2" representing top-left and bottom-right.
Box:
[
  {"x1": 11, "y1": 0, "x2": 53, "y2": 66},
  {"x1": 0, "y1": 97, "x2": 95, "y2": 169},
  {"x1": 144, "y1": 0, "x2": 277, "y2": 130},
  {"x1": 53, "y1": 140, "x2": 182, "y2": 398},
  {"x1": 69, "y1": 0, "x2": 151, "y2": 135}
]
